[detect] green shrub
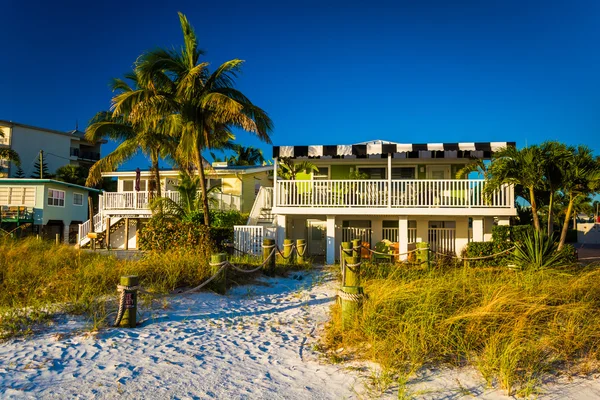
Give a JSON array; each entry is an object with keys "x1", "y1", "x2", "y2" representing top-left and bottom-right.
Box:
[
  {"x1": 492, "y1": 225, "x2": 511, "y2": 243},
  {"x1": 512, "y1": 225, "x2": 534, "y2": 243},
  {"x1": 210, "y1": 210, "x2": 248, "y2": 228},
  {"x1": 138, "y1": 216, "x2": 215, "y2": 253},
  {"x1": 210, "y1": 227, "x2": 234, "y2": 251}
]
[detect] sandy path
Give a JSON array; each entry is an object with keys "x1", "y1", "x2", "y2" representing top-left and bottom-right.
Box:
[{"x1": 0, "y1": 271, "x2": 363, "y2": 399}]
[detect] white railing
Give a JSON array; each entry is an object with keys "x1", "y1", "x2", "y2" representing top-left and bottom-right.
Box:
[
  {"x1": 233, "y1": 225, "x2": 277, "y2": 256},
  {"x1": 248, "y1": 187, "x2": 274, "y2": 225},
  {"x1": 341, "y1": 227, "x2": 372, "y2": 246},
  {"x1": 102, "y1": 191, "x2": 242, "y2": 212},
  {"x1": 381, "y1": 227, "x2": 417, "y2": 244},
  {"x1": 428, "y1": 228, "x2": 456, "y2": 254},
  {"x1": 78, "y1": 213, "x2": 104, "y2": 245},
  {"x1": 275, "y1": 179, "x2": 514, "y2": 209}
]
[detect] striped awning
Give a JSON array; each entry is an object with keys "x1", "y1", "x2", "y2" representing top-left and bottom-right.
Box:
[{"x1": 273, "y1": 141, "x2": 515, "y2": 159}]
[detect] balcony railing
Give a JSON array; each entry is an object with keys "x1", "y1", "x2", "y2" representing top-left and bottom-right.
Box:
[
  {"x1": 275, "y1": 179, "x2": 513, "y2": 209},
  {"x1": 102, "y1": 191, "x2": 241, "y2": 211}
]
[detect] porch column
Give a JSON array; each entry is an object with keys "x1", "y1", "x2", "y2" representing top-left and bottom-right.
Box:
[
  {"x1": 124, "y1": 218, "x2": 129, "y2": 250},
  {"x1": 63, "y1": 220, "x2": 71, "y2": 244},
  {"x1": 398, "y1": 216, "x2": 408, "y2": 261},
  {"x1": 387, "y1": 153, "x2": 392, "y2": 208},
  {"x1": 371, "y1": 219, "x2": 383, "y2": 245},
  {"x1": 416, "y1": 217, "x2": 428, "y2": 243},
  {"x1": 276, "y1": 214, "x2": 286, "y2": 248},
  {"x1": 455, "y1": 217, "x2": 470, "y2": 255},
  {"x1": 326, "y1": 215, "x2": 336, "y2": 265},
  {"x1": 472, "y1": 217, "x2": 484, "y2": 242}
]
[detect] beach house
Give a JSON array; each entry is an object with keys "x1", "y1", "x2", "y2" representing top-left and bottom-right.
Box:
[{"x1": 238, "y1": 140, "x2": 517, "y2": 264}]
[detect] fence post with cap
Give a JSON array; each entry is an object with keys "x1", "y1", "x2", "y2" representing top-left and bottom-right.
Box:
[
  {"x1": 263, "y1": 238, "x2": 276, "y2": 276},
  {"x1": 210, "y1": 253, "x2": 228, "y2": 294},
  {"x1": 340, "y1": 239, "x2": 364, "y2": 330},
  {"x1": 283, "y1": 238, "x2": 293, "y2": 263},
  {"x1": 296, "y1": 239, "x2": 306, "y2": 264},
  {"x1": 119, "y1": 275, "x2": 138, "y2": 328}
]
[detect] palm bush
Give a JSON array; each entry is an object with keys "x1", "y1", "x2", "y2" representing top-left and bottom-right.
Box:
[{"x1": 510, "y1": 231, "x2": 564, "y2": 270}]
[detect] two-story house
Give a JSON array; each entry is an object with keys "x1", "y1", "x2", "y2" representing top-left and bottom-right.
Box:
[
  {"x1": 0, "y1": 121, "x2": 104, "y2": 177},
  {"x1": 238, "y1": 140, "x2": 517, "y2": 264},
  {"x1": 76, "y1": 163, "x2": 272, "y2": 249}
]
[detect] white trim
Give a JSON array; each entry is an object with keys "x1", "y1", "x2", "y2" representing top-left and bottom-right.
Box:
[{"x1": 272, "y1": 206, "x2": 517, "y2": 217}]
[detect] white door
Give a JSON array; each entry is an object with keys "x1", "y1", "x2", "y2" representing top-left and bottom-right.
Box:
[{"x1": 307, "y1": 220, "x2": 327, "y2": 256}]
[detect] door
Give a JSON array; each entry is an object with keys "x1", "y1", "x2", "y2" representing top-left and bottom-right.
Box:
[
  {"x1": 307, "y1": 220, "x2": 327, "y2": 256},
  {"x1": 426, "y1": 165, "x2": 450, "y2": 179},
  {"x1": 426, "y1": 166, "x2": 451, "y2": 205}
]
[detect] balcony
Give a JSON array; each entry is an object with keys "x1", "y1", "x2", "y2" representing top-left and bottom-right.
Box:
[
  {"x1": 70, "y1": 148, "x2": 101, "y2": 161},
  {"x1": 101, "y1": 191, "x2": 242, "y2": 214},
  {"x1": 274, "y1": 179, "x2": 515, "y2": 216}
]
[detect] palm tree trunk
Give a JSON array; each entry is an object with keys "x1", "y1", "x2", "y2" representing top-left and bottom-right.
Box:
[
  {"x1": 196, "y1": 147, "x2": 211, "y2": 226},
  {"x1": 152, "y1": 150, "x2": 162, "y2": 198},
  {"x1": 558, "y1": 194, "x2": 574, "y2": 250},
  {"x1": 547, "y1": 192, "x2": 554, "y2": 236},
  {"x1": 529, "y1": 186, "x2": 541, "y2": 232}
]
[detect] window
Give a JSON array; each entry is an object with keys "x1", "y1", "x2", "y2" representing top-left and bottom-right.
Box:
[
  {"x1": 391, "y1": 167, "x2": 416, "y2": 179},
  {"x1": 47, "y1": 189, "x2": 65, "y2": 207},
  {"x1": 123, "y1": 180, "x2": 134, "y2": 191},
  {"x1": 207, "y1": 178, "x2": 222, "y2": 189},
  {"x1": 357, "y1": 167, "x2": 386, "y2": 179},
  {"x1": 73, "y1": 193, "x2": 84, "y2": 206},
  {"x1": 313, "y1": 167, "x2": 329, "y2": 180}
]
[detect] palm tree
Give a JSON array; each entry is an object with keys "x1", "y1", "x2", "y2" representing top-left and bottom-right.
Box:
[
  {"x1": 557, "y1": 146, "x2": 600, "y2": 249},
  {"x1": 131, "y1": 12, "x2": 273, "y2": 226},
  {"x1": 278, "y1": 158, "x2": 319, "y2": 179},
  {"x1": 0, "y1": 129, "x2": 21, "y2": 172},
  {"x1": 150, "y1": 171, "x2": 222, "y2": 221},
  {"x1": 85, "y1": 71, "x2": 178, "y2": 196},
  {"x1": 485, "y1": 145, "x2": 546, "y2": 232},
  {"x1": 540, "y1": 141, "x2": 572, "y2": 236},
  {"x1": 55, "y1": 164, "x2": 88, "y2": 186},
  {"x1": 229, "y1": 145, "x2": 265, "y2": 166}
]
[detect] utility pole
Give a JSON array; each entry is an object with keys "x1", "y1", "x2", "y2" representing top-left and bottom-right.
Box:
[{"x1": 39, "y1": 150, "x2": 43, "y2": 179}]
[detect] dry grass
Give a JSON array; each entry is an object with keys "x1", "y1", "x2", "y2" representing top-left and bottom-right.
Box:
[{"x1": 325, "y1": 262, "x2": 600, "y2": 396}]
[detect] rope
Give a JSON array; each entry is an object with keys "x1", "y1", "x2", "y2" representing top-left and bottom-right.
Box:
[
  {"x1": 182, "y1": 264, "x2": 228, "y2": 294},
  {"x1": 276, "y1": 243, "x2": 296, "y2": 259},
  {"x1": 338, "y1": 290, "x2": 366, "y2": 302}
]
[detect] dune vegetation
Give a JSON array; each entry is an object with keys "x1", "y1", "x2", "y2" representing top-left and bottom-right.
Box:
[{"x1": 326, "y1": 259, "x2": 600, "y2": 396}]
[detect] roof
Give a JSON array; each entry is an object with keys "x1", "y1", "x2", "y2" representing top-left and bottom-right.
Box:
[
  {"x1": 101, "y1": 165, "x2": 272, "y2": 178},
  {"x1": 0, "y1": 120, "x2": 106, "y2": 144},
  {"x1": 273, "y1": 140, "x2": 516, "y2": 160},
  {"x1": 0, "y1": 179, "x2": 102, "y2": 193}
]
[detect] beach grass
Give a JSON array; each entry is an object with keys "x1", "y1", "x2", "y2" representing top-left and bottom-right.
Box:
[
  {"x1": 325, "y1": 261, "x2": 600, "y2": 396},
  {"x1": 0, "y1": 237, "x2": 306, "y2": 339}
]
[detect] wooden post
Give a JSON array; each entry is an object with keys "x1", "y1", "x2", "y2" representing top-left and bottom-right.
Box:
[
  {"x1": 283, "y1": 238, "x2": 293, "y2": 263},
  {"x1": 416, "y1": 242, "x2": 429, "y2": 268},
  {"x1": 296, "y1": 239, "x2": 306, "y2": 264},
  {"x1": 210, "y1": 253, "x2": 227, "y2": 295},
  {"x1": 120, "y1": 275, "x2": 138, "y2": 328},
  {"x1": 124, "y1": 218, "x2": 129, "y2": 251},
  {"x1": 340, "y1": 239, "x2": 364, "y2": 330},
  {"x1": 105, "y1": 217, "x2": 111, "y2": 249},
  {"x1": 55, "y1": 233, "x2": 60, "y2": 245},
  {"x1": 263, "y1": 238, "x2": 276, "y2": 276}
]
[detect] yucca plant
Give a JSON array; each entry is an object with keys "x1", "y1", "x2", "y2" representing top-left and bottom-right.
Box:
[{"x1": 511, "y1": 231, "x2": 563, "y2": 270}]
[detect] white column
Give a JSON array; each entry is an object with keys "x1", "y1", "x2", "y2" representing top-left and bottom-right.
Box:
[
  {"x1": 326, "y1": 215, "x2": 336, "y2": 265},
  {"x1": 398, "y1": 216, "x2": 408, "y2": 261},
  {"x1": 472, "y1": 217, "x2": 484, "y2": 242},
  {"x1": 416, "y1": 217, "x2": 428, "y2": 244},
  {"x1": 371, "y1": 219, "x2": 383, "y2": 245},
  {"x1": 276, "y1": 214, "x2": 286, "y2": 248},
  {"x1": 455, "y1": 217, "x2": 469, "y2": 255},
  {"x1": 273, "y1": 157, "x2": 278, "y2": 207},
  {"x1": 387, "y1": 153, "x2": 392, "y2": 208},
  {"x1": 63, "y1": 221, "x2": 71, "y2": 244}
]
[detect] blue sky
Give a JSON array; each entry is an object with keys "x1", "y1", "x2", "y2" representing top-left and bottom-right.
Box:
[{"x1": 1, "y1": 0, "x2": 599, "y2": 170}]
